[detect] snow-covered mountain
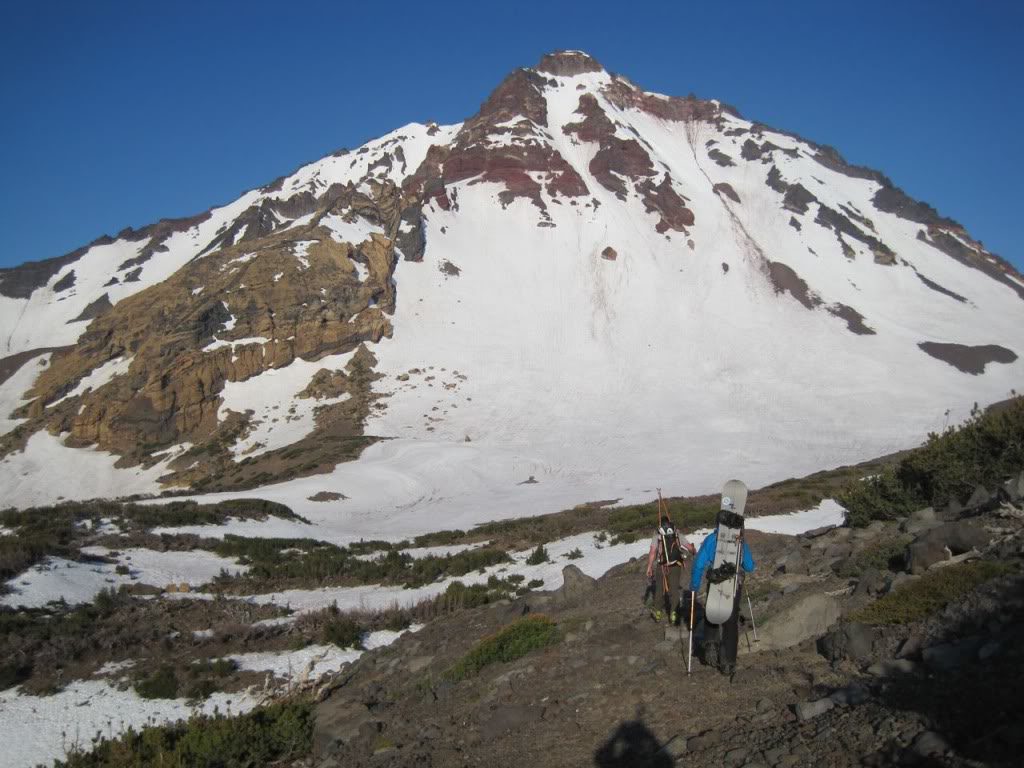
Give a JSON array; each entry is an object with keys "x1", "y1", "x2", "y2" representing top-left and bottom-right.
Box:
[{"x1": 1, "y1": 50, "x2": 1021, "y2": 516}]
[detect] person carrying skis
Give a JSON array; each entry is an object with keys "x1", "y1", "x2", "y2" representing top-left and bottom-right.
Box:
[
  {"x1": 645, "y1": 515, "x2": 695, "y2": 624},
  {"x1": 690, "y1": 529, "x2": 755, "y2": 675}
]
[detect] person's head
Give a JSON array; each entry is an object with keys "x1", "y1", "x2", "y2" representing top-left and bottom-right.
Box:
[{"x1": 660, "y1": 516, "x2": 671, "y2": 529}]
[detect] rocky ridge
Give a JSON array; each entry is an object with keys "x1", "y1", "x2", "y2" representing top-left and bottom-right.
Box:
[{"x1": 307, "y1": 475, "x2": 1024, "y2": 768}]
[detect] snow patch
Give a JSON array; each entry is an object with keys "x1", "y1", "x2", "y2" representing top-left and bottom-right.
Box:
[
  {"x1": 49, "y1": 356, "x2": 132, "y2": 407},
  {"x1": 0, "y1": 351, "x2": 51, "y2": 435},
  {"x1": 1, "y1": 548, "x2": 247, "y2": 609},
  {"x1": 0, "y1": 431, "x2": 169, "y2": 509},
  {"x1": 203, "y1": 336, "x2": 269, "y2": 353},
  {"x1": 0, "y1": 681, "x2": 260, "y2": 768},
  {"x1": 218, "y1": 350, "x2": 356, "y2": 458},
  {"x1": 322, "y1": 213, "x2": 384, "y2": 245}
]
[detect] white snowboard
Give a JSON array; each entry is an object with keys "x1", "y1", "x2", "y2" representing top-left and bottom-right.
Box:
[{"x1": 704, "y1": 479, "x2": 748, "y2": 624}]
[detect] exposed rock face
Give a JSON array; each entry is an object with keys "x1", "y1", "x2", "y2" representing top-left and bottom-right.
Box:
[
  {"x1": 438, "y1": 68, "x2": 588, "y2": 216},
  {"x1": 766, "y1": 261, "x2": 819, "y2": 310},
  {"x1": 68, "y1": 293, "x2": 113, "y2": 323},
  {"x1": 562, "y1": 94, "x2": 696, "y2": 232},
  {"x1": 2, "y1": 181, "x2": 404, "y2": 488},
  {"x1": 536, "y1": 50, "x2": 604, "y2": 77},
  {"x1": 918, "y1": 342, "x2": 1017, "y2": 375},
  {"x1": 0, "y1": 248, "x2": 88, "y2": 299},
  {"x1": 713, "y1": 182, "x2": 741, "y2": 203}
]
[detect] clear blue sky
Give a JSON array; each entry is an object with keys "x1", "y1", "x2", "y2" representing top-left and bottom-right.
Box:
[{"x1": 2, "y1": 0, "x2": 1022, "y2": 270}]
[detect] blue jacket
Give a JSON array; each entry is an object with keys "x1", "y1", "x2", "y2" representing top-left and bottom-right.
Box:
[{"x1": 690, "y1": 530, "x2": 755, "y2": 591}]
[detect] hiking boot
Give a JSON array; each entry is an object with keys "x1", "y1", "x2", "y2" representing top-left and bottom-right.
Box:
[
  {"x1": 670, "y1": 610, "x2": 678, "y2": 625},
  {"x1": 651, "y1": 609, "x2": 664, "y2": 622}
]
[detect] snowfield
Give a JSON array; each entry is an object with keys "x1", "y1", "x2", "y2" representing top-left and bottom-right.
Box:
[{"x1": 1, "y1": 548, "x2": 248, "y2": 609}]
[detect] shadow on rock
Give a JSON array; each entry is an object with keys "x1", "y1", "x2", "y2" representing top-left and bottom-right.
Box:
[
  {"x1": 875, "y1": 571, "x2": 1024, "y2": 765},
  {"x1": 594, "y1": 717, "x2": 674, "y2": 768}
]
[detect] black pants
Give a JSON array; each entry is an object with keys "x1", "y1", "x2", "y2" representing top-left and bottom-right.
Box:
[{"x1": 702, "y1": 586, "x2": 742, "y2": 671}]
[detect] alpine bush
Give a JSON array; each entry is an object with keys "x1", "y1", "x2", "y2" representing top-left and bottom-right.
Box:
[
  {"x1": 526, "y1": 544, "x2": 549, "y2": 565},
  {"x1": 446, "y1": 615, "x2": 560, "y2": 681},
  {"x1": 851, "y1": 561, "x2": 1012, "y2": 625},
  {"x1": 134, "y1": 665, "x2": 179, "y2": 699},
  {"x1": 835, "y1": 536, "x2": 912, "y2": 578},
  {"x1": 839, "y1": 397, "x2": 1024, "y2": 526},
  {"x1": 54, "y1": 699, "x2": 314, "y2": 767},
  {"x1": 322, "y1": 616, "x2": 364, "y2": 650}
]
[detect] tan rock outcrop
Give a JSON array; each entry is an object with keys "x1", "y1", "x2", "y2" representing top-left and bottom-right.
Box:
[{"x1": 1, "y1": 181, "x2": 405, "y2": 489}]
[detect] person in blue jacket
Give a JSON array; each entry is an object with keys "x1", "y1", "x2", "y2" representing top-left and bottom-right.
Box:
[{"x1": 689, "y1": 530, "x2": 755, "y2": 676}]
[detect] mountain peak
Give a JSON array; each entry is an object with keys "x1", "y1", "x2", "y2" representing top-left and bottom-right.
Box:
[
  {"x1": 1, "y1": 52, "x2": 1023, "y2": 511},
  {"x1": 535, "y1": 50, "x2": 604, "y2": 77}
]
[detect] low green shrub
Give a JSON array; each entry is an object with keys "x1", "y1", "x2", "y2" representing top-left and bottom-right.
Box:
[
  {"x1": 0, "y1": 661, "x2": 31, "y2": 690},
  {"x1": 190, "y1": 658, "x2": 237, "y2": 678},
  {"x1": 851, "y1": 561, "x2": 1012, "y2": 625},
  {"x1": 839, "y1": 469, "x2": 919, "y2": 527},
  {"x1": 446, "y1": 616, "x2": 560, "y2": 681},
  {"x1": 411, "y1": 529, "x2": 467, "y2": 548},
  {"x1": 526, "y1": 545, "x2": 549, "y2": 565},
  {"x1": 323, "y1": 616, "x2": 364, "y2": 649},
  {"x1": 840, "y1": 397, "x2": 1024, "y2": 526},
  {"x1": 429, "y1": 579, "x2": 511, "y2": 613},
  {"x1": 835, "y1": 537, "x2": 911, "y2": 578},
  {"x1": 179, "y1": 658, "x2": 238, "y2": 701},
  {"x1": 605, "y1": 500, "x2": 717, "y2": 541},
  {"x1": 210, "y1": 535, "x2": 510, "y2": 591},
  {"x1": 55, "y1": 699, "x2": 314, "y2": 767},
  {"x1": 135, "y1": 665, "x2": 179, "y2": 699},
  {"x1": 565, "y1": 548, "x2": 583, "y2": 560},
  {"x1": 403, "y1": 546, "x2": 512, "y2": 587}
]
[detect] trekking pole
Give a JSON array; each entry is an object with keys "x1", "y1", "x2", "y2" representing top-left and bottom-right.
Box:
[
  {"x1": 686, "y1": 590, "x2": 696, "y2": 675},
  {"x1": 746, "y1": 592, "x2": 759, "y2": 642}
]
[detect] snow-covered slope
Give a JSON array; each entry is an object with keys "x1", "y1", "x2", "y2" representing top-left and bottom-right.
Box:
[{"x1": 1, "y1": 50, "x2": 1021, "y2": 513}]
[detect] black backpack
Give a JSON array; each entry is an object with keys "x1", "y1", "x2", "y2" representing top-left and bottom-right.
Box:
[{"x1": 658, "y1": 523, "x2": 683, "y2": 565}]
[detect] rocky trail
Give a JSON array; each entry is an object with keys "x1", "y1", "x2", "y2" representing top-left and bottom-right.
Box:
[{"x1": 308, "y1": 481, "x2": 1024, "y2": 768}]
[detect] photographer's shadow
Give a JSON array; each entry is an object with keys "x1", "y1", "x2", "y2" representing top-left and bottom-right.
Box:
[{"x1": 594, "y1": 715, "x2": 675, "y2": 768}]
